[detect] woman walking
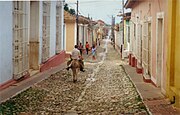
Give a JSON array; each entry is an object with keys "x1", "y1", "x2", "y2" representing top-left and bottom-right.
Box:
[{"x1": 92, "y1": 45, "x2": 96, "y2": 60}]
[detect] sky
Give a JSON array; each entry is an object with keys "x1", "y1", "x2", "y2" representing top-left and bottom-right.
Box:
[{"x1": 65, "y1": 0, "x2": 128, "y2": 24}]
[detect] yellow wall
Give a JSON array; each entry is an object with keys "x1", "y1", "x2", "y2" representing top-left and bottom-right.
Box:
[
  {"x1": 167, "y1": 0, "x2": 180, "y2": 107},
  {"x1": 66, "y1": 22, "x2": 75, "y2": 53},
  {"x1": 174, "y1": 0, "x2": 180, "y2": 93}
]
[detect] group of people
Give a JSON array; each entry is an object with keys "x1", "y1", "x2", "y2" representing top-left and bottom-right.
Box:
[
  {"x1": 75, "y1": 41, "x2": 97, "y2": 60},
  {"x1": 77, "y1": 42, "x2": 94, "y2": 55},
  {"x1": 66, "y1": 40, "x2": 99, "y2": 72}
]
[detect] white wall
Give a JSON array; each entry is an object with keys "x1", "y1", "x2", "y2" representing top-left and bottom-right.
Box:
[
  {"x1": 60, "y1": 1, "x2": 64, "y2": 50},
  {"x1": 39, "y1": 1, "x2": 57, "y2": 61},
  {"x1": 49, "y1": 1, "x2": 57, "y2": 57},
  {"x1": 0, "y1": 2, "x2": 13, "y2": 84},
  {"x1": 39, "y1": 2, "x2": 43, "y2": 64}
]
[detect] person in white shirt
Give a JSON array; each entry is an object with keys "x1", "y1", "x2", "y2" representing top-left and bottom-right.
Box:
[{"x1": 66, "y1": 45, "x2": 85, "y2": 72}]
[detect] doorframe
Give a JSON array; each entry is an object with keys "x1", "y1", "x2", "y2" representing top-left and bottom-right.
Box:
[
  {"x1": 29, "y1": 1, "x2": 40, "y2": 70},
  {"x1": 142, "y1": 17, "x2": 152, "y2": 77},
  {"x1": 147, "y1": 17, "x2": 152, "y2": 77},
  {"x1": 156, "y1": 12, "x2": 164, "y2": 91}
]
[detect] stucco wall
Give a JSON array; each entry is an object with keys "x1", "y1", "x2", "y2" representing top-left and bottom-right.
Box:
[
  {"x1": 65, "y1": 22, "x2": 76, "y2": 53},
  {"x1": 60, "y1": 2, "x2": 64, "y2": 50},
  {"x1": 39, "y1": 1, "x2": 43, "y2": 64},
  {"x1": 174, "y1": 1, "x2": 180, "y2": 89},
  {"x1": 167, "y1": 0, "x2": 180, "y2": 107},
  {"x1": 130, "y1": 0, "x2": 168, "y2": 90},
  {"x1": 0, "y1": 2, "x2": 13, "y2": 84},
  {"x1": 49, "y1": 1, "x2": 57, "y2": 57}
]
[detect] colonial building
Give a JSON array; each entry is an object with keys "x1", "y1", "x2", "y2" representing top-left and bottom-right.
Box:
[
  {"x1": 0, "y1": 1, "x2": 65, "y2": 88},
  {"x1": 64, "y1": 10, "x2": 76, "y2": 54},
  {"x1": 78, "y1": 15, "x2": 90, "y2": 46},
  {"x1": 125, "y1": 0, "x2": 168, "y2": 95}
]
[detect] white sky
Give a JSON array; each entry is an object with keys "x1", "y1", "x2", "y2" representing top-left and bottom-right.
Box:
[{"x1": 65, "y1": 0, "x2": 128, "y2": 24}]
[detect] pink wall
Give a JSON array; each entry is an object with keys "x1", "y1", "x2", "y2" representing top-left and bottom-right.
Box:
[
  {"x1": 130, "y1": 0, "x2": 168, "y2": 90},
  {"x1": 40, "y1": 51, "x2": 66, "y2": 72}
]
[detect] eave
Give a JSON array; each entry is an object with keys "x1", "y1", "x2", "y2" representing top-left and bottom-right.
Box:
[
  {"x1": 124, "y1": 0, "x2": 137, "y2": 9},
  {"x1": 64, "y1": 11, "x2": 76, "y2": 23}
]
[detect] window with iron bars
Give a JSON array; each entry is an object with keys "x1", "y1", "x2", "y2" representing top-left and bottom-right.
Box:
[
  {"x1": 136, "y1": 24, "x2": 142, "y2": 63},
  {"x1": 56, "y1": 2, "x2": 62, "y2": 54},
  {"x1": 13, "y1": 1, "x2": 29, "y2": 80},
  {"x1": 142, "y1": 22, "x2": 151, "y2": 75},
  {"x1": 42, "y1": 1, "x2": 50, "y2": 63}
]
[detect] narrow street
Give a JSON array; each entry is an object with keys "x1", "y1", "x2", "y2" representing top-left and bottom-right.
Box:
[
  {"x1": 1, "y1": 39, "x2": 149, "y2": 115},
  {"x1": 1, "y1": 1, "x2": 180, "y2": 114}
]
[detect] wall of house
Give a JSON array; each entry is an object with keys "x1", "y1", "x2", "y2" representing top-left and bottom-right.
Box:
[
  {"x1": 151, "y1": 0, "x2": 168, "y2": 91},
  {"x1": 60, "y1": 2, "x2": 64, "y2": 50},
  {"x1": 65, "y1": 22, "x2": 76, "y2": 53},
  {"x1": 39, "y1": 1, "x2": 43, "y2": 64},
  {"x1": 49, "y1": 1, "x2": 57, "y2": 57},
  {"x1": 87, "y1": 29, "x2": 92, "y2": 47},
  {"x1": 0, "y1": 2, "x2": 13, "y2": 84},
  {"x1": 79, "y1": 24, "x2": 83, "y2": 45},
  {"x1": 130, "y1": 0, "x2": 168, "y2": 90},
  {"x1": 167, "y1": 0, "x2": 180, "y2": 107},
  {"x1": 84, "y1": 25, "x2": 88, "y2": 45},
  {"x1": 174, "y1": 0, "x2": 180, "y2": 94}
]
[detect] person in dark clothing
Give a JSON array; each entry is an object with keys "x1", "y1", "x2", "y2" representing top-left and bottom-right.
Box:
[{"x1": 78, "y1": 42, "x2": 83, "y2": 56}]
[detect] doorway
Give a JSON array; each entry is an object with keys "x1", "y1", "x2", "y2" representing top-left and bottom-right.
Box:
[
  {"x1": 156, "y1": 18, "x2": 163, "y2": 88},
  {"x1": 148, "y1": 23, "x2": 151, "y2": 76},
  {"x1": 29, "y1": 1, "x2": 40, "y2": 75}
]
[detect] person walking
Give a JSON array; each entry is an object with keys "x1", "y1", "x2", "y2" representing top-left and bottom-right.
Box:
[
  {"x1": 85, "y1": 41, "x2": 90, "y2": 55},
  {"x1": 78, "y1": 42, "x2": 83, "y2": 56},
  {"x1": 92, "y1": 45, "x2": 96, "y2": 60}
]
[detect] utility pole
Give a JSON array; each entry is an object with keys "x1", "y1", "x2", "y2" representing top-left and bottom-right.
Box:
[{"x1": 76, "y1": 0, "x2": 79, "y2": 45}]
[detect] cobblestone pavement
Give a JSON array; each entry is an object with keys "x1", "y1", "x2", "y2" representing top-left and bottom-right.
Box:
[{"x1": 0, "y1": 39, "x2": 149, "y2": 115}]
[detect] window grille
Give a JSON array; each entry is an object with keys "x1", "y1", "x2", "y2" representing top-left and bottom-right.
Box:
[
  {"x1": 13, "y1": 1, "x2": 29, "y2": 79},
  {"x1": 142, "y1": 22, "x2": 148, "y2": 69},
  {"x1": 56, "y1": 2, "x2": 62, "y2": 53},
  {"x1": 142, "y1": 22, "x2": 151, "y2": 75},
  {"x1": 136, "y1": 24, "x2": 142, "y2": 62},
  {"x1": 42, "y1": 1, "x2": 50, "y2": 62}
]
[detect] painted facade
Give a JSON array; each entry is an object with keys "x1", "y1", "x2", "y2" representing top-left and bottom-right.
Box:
[
  {"x1": 0, "y1": 1, "x2": 65, "y2": 87},
  {"x1": 167, "y1": 0, "x2": 180, "y2": 107},
  {"x1": 78, "y1": 16, "x2": 89, "y2": 46},
  {"x1": 114, "y1": 13, "x2": 131, "y2": 59},
  {"x1": 115, "y1": 22, "x2": 123, "y2": 52},
  {"x1": 125, "y1": 0, "x2": 168, "y2": 94},
  {"x1": 64, "y1": 11, "x2": 76, "y2": 53}
]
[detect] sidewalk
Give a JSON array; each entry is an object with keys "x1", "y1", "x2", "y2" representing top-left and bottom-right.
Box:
[
  {"x1": 122, "y1": 61, "x2": 180, "y2": 115},
  {"x1": 0, "y1": 62, "x2": 67, "y2": 103},
  {"x1": 0, "y1": 44, "x2": 102, "y2": 103}
]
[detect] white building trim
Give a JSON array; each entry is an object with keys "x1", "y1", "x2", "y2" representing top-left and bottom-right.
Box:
[{"x1": 156, "y1": 12, "x2": 165, "y2": 89}]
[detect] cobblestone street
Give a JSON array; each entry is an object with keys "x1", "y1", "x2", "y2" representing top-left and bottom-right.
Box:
[{"x1": 0, "y1": 39, "x2": 149, "y2": 115}]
